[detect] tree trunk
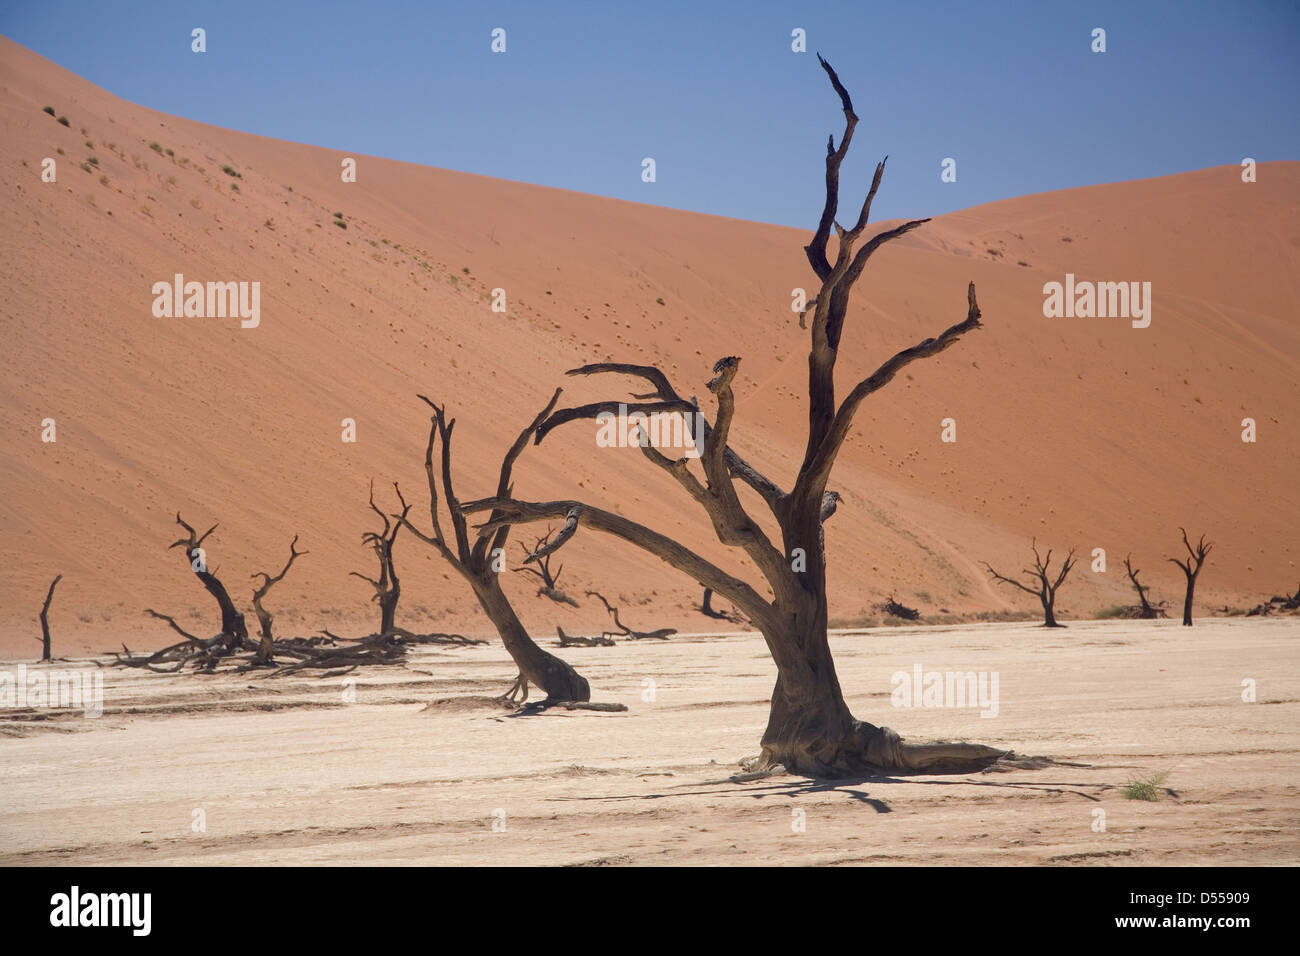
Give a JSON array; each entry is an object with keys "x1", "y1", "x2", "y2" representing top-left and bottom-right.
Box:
[
  {"x1": 1042, "y1": 596, "x2": 1060, "y2": 628},
  {"x1": 193, "y1": 557, "x2": 248, "y2": 649},
  {"x1": 753, "y1": 609, "x2": 1009, "y2": 776},
  {"x1": 1182, "y1": 579, "x2": 1195, "y2": 626},
  {"x1": 472, "y1": 576, "x2": 590, "y2": 702},
  {"x1": 380, "y1": 591, "x2": 398, "y2": 635}
]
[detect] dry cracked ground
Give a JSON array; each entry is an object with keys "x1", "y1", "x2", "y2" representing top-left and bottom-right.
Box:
[{"x1": 2, "y1": 618, "x2": 1296, "y2": 866}]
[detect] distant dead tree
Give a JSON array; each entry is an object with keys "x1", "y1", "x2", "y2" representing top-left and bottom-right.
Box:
[
  {"x1": 878, "y1": 596, "x2": 920, "y2": 621},
  {"x1": 1167, "y1": 528, "x2": 1212, "y2": 627},
  {"x1": 395, "y1": 393, "x2": 594, "y2": 705},
  {"x1": 586, "y1": 590, "x2": 677, "y2": 640},
  {"x1": 1247, "y1": 584, "x2": 1300, "y2": 616},
  {"x1": 698, "y1": 586, "x2": 743, "y2": 624},
  {"x1": 513, "y1": 528, "x2": 579, "y2": 606},
  {"x1": 456, "y1": 59, "x2": 1030, "y2": 776},
  {"x1": 556, "y1": 625, "x2": 614, "y2": 647},
  {"x1": 351, "y1": 480, "x2": 408, "y2": 636},
  {"x1": 37, "y1": 574, "x2": 62, "y2": 662},
  {"x1": 250, "y1": 535, "x2": 308, "y2": 659},
  {"x1": 1123, "y1": 554, "x2": 1167, "y2": 619},
  {"x1": 984, "y1": 540, "x2": 1077, "y2": 628},
  {"x1": 168, "y1": 513, "x2": 249, "y2": 649}
]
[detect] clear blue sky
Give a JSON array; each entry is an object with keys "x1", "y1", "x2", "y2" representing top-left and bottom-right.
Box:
[{"x1": 3, "y1": 0, "x2": 1297, "y2": 227}]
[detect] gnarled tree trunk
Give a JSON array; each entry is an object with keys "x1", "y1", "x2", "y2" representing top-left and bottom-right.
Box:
[
  {"x1": 398, "y1": 393, "x2": 592, "y2": 704},
  {"x1": 169, "y1": 514, "x2": 248, "y2": 650}
]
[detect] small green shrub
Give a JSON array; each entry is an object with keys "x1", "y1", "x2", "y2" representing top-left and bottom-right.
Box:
[
  {"x1": 220, "y1": 164, "x2": 241, "y2": 178},
  {"x1": 43, "y1": 106, "x2": 56, "y2": 116},
  {"x1": 332, "y1": 218, "x2": 347, "y2": 229},
  {"x1": 1121, "y1": 771, "x2": 1170, "y2": 801},
  {"x1": 656, "y1": 297, "x2": 665, "y2": 305},
  {"x1": 149, "y1": 141, "x2": 163, "y2": 153},
  {"x1": 57, "y1": 115, "x2": 70, "y2": 127}
]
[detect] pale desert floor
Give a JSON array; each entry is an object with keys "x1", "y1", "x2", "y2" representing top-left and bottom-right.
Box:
[{"x1": 1, "y1": 618, "x2": 1296, "y2": 866}]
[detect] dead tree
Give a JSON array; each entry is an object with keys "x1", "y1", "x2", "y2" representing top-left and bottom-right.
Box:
[
  {"x1": 168, "y1": 513, "x2": 249, "y2": 649},
  {"x1": 351, "y1": 481, "x2": 407, "y2": 636},
  {"x1": 250, "y1": 535, "x2": 308, "y2": 660},
  {"x1": 556, "y1": 625, "x2": 614, "y2": 647},
  {"x1": 586, "y1": 590, "x2": 677, "y2": 640},
  {"x1": 879, "y1": 596, "x2": 920, "y2": 621},
  {"x1": 394, "y1": 393, "x2": 592, "y2": 705},
  {"x1": 37, "y1": 574, "x2": 62, "y2": 662},
  {"x1": 699, "y1": 587, "x2": 743, "y2": 624},
  {"x1": 1123, "y1": 554, "x2": 1167, "y2": 619},
  {"x1": 456, "y1": 58, "x2": 1031, "y2": 777},
  {"x1": 512, "y1": 528, "x2": 579, "y2": 606},
  {"x1": 1167, "y1": 528, "x2": 1212, "y2": 627},
  {"x1": 984, "y1": 540, "x2": 1076, "y2": 628}
]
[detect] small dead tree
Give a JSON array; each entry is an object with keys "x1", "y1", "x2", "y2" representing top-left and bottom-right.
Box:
[
  {"x1": 169, "y1": 513, "x2": 249, "y2": 649},
  {"x1": 250, "y1": 535, "x2": 308, "y2": 659},
  {"x1": 37, "y1": 574, "x2": 62, "y2": 662},
  {"x1": 1167, "y1": 528, "x2": 1212, "y2": 627},
  {"x1": 1123, "y1": 554, "x2": 1167, "y2": 619},
  {"x1": 351, "y1": 480, "x2": 408, "y2": 636},
  {"x1": 395, "y1": 393, "x2": 592, "y2": 705},
  {"x1": 586, "y1": 590, "x2": 677, "y2": 640},
  {"x1": 699, "y1": 587, "x2": 743, "y2": 624},
  {"x1": 984, "y1": 540, "x2": 1076, "y2": 628},
  {"x1": 556, "y1": 625, "x2": 614, "y2": 647},
  {"x1": 513, "y1": 528, "x2": 579, "y2": 606},
  {"x1": 879, "y1": 596, "x2": 920, "y2": 621}
]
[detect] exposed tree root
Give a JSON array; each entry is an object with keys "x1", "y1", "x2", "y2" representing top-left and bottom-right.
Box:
[
  {"x1": 114, "y1": 624, "x2": 481, "y2": 677},
  {"x1": 517, "y1": 698, "x2": 628, "y2": 714},
  {"x1": 741, "y1": 722, "x2": 1057, "y2": 778}
]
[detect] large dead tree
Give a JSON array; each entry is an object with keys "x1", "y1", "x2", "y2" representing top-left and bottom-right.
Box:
[
  {"x1": 1123, "y1": 553, "x2": 1166, "y2": 619},
  {"x1": 984, "y1": 540, "x2": 1076, "y2": 628},
  {"x1": 512, "y1": 528, "x2": 579, "y2": 606},
  {"x1": 1167, "y1": 528, "x2": 1212, "y2": 627},
  {"x1": 454, "y1": 58, "x2": 1038, "y2": 777},
  {"x1": 351, "y1": 480, "x2": 407, "y2": 636},
  {"x1": 37, "y1": 574, "x2": 62, "y2": 662},
  {"x1": 250, "y1": 535, "x2": 308, "y2": 659},
  {"x1": 169, "y1": 513, "x2": 248, "y2": 649},
  {"x1": 395, "y1": 393, "x2": 591, "y2": 704}
]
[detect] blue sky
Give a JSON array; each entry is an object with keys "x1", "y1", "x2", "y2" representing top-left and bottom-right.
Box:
[{"x1": 3, "y1": 0, "x2": 1297, "y2": 227}]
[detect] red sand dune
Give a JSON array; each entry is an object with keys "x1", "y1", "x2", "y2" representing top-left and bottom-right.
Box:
[{"x1": 1, "y1": 36, "x2": 1297, "y2": 656}]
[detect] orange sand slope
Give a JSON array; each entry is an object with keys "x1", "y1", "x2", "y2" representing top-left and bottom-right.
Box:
[{"x1": 1, "y1": 36, "x2": 1297, "y2": 656}]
